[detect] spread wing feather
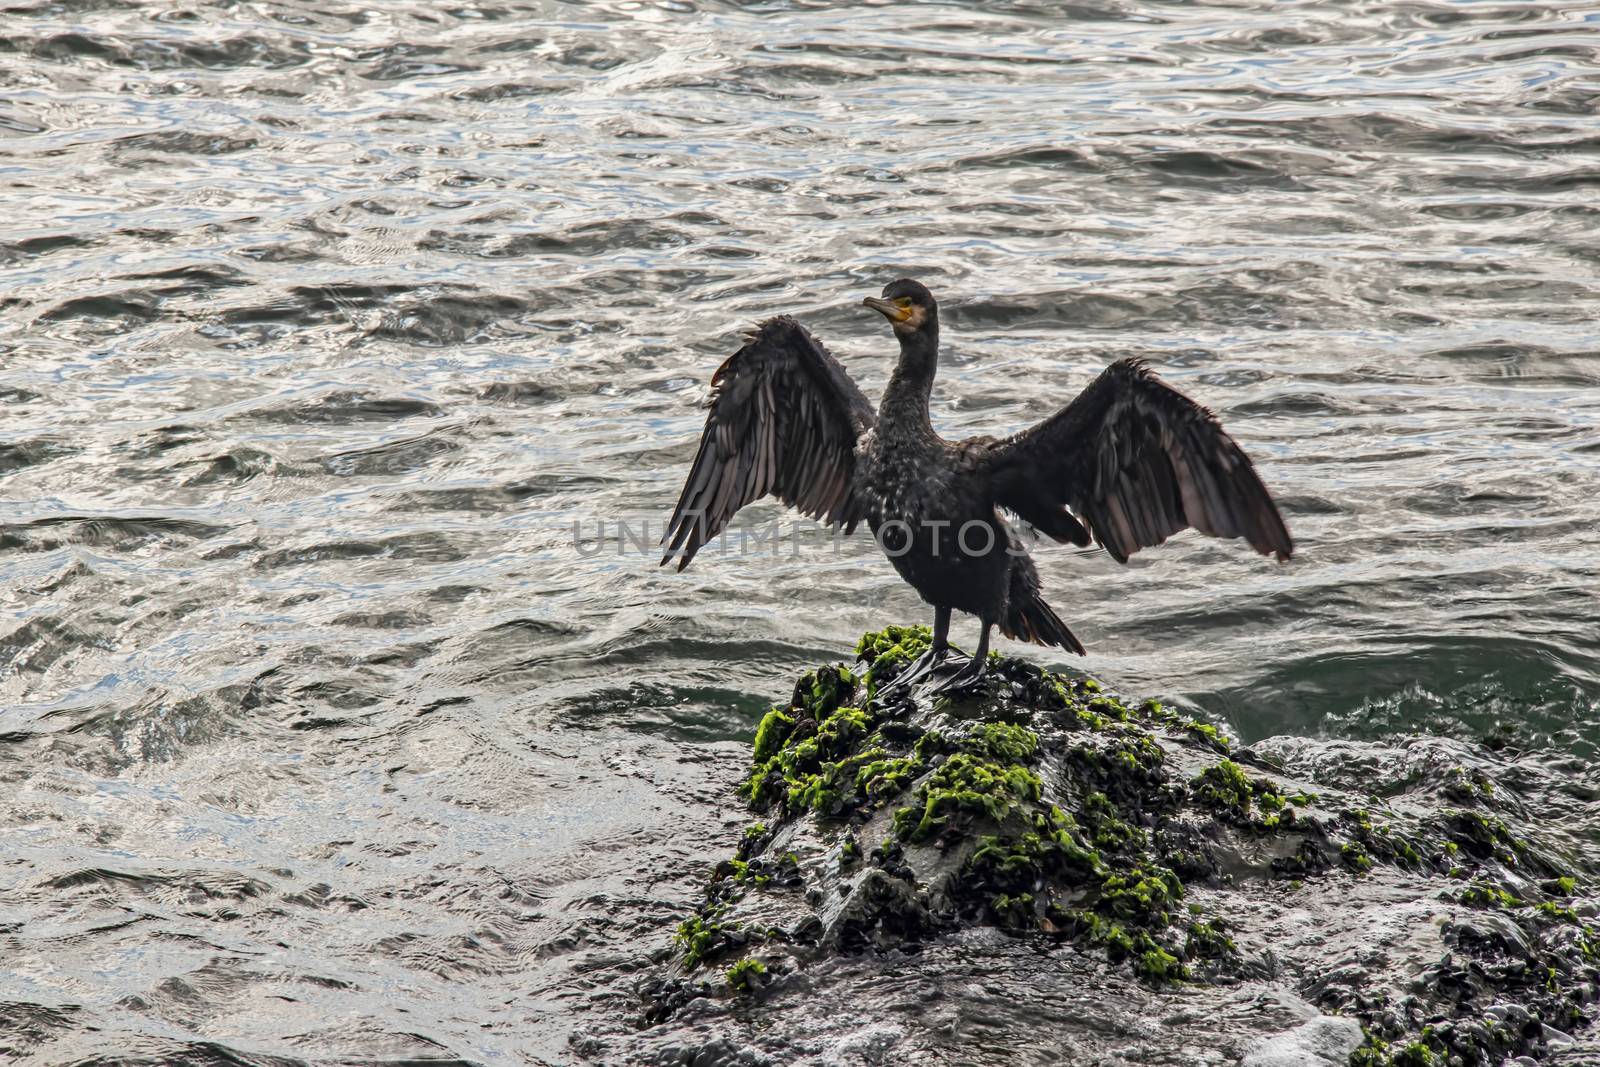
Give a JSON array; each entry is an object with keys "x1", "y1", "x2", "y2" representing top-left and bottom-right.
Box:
[
  {"x1": 661, "y1": 315, "x2": 875, "y2": 571},
  {"x1": 985, "y1": 358, "x2": 1292, "y2": 565}
]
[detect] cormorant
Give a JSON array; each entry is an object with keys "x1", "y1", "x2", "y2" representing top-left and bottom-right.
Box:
[{"x1": 661, "y1": 279, "x2": 1293, "y2": 690}]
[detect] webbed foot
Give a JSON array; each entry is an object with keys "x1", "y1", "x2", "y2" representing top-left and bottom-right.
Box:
[
  {"x1": 932, "y1": 654, "x2": 989, "y2": 695},
  {"x1": 877, "y1": 646, "x2": 956, "y2": 694}
]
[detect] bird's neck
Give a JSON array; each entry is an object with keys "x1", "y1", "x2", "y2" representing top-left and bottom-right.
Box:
[{"x1": 880, "y1": 328, "x2": 939, "y2": 436}]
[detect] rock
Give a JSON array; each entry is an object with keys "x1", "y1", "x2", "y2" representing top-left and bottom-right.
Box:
[
  {"x1": 1241, "y1": 1015, "x2": 1364, "y2": 1066},
  {"x1": 627, "y1": 627, "x2": 1600, "y2": 1066}
]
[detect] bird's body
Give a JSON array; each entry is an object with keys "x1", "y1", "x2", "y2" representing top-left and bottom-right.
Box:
[
  {"x1": 856, "y1": 399, "x2": 1060, "y2": 647},
  {"x1": 662, "y1": 279, "x2": 1292, "y2": 688},
  {"x1": 860, "y1": 432, "x2": 1007, "y2": 619}
]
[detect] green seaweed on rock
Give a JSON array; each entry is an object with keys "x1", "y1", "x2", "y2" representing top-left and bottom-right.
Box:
[
  {"x1": 649, "y1": 625, "x2": 1600, "y2": 1061},
  {"x1": 1192, "y1": 759, "x2": 1252, "y2": 815},
  {"x1": 750, "y1": 710, "x2": 793, "y2": 765},
  {"x1": 967, "y1": 721, "x2": 1039, "y2": 762},
  {"x1": 891, "y1": 753, "x2": 1043, "y2": 842},
  {"x1": 725, "y1": 957, "x2": 767, "y2": 994},
  {"x1": 855, "y1": 755, "x2": 919, "y2": 801},
  {"x1": 854, "y1": 624, "x2": 931, "y2": 696},
  {"x1": 673, "y1": 913, "x2": 728, "y2": 970}
]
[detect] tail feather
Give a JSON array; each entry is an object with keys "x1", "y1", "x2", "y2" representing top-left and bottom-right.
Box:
[{"x1": 1003, "y1": 597, "x2": 1086, "y2": 656}]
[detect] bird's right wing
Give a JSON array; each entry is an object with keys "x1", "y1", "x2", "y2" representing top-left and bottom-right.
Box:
[{"x1": 661, "y1": 315, "x2": 876, "y2": 571}]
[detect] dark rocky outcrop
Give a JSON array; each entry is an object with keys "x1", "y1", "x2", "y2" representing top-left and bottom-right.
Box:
[{"x1": 627, "y1": 627, "x2": 1600, "y2": 1067}]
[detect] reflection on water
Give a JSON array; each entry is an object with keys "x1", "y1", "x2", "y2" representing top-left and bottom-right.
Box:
[{"x1": 0, "y1": 0, "x2": 1597, "y2": 1062}]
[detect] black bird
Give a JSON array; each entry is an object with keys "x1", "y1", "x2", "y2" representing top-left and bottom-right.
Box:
[{"x1": 661, "y1": 279, "x2": 1292, "y2": 690}]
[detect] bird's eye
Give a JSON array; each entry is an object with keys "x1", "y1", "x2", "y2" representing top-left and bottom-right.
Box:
[{"x1": 896, "y1": 298, "x2": 912, "y2": 309}]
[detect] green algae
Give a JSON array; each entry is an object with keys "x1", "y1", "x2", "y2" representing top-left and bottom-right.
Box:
[
  {"x1": 660, "y1": 624, "x2": 1600, "y2": 1056},
  {"x1": 967, "y1": 721, "x2": 1039, "y2": 762},
  {"x1": 1135, "y1": 944, "x2": 1184, "y2": 982},
  {"x1": 795, "y1": 664, "x2": 858, "y2": 719},
  {"x1": 725, "y1": 957, "x2": 767, "y2": 993},
  {"x1": 1321, "y1": 799, "x2": 1597, "y2": 1064},
  {"x1": 1440, "y1": 807, "x2": 1534, "y2": 869},
  {"x1": 816, "y1": 703, "x2": 870, "y2": 748},
  {"x1": 1136, "y1": 698, "x2": 1234, "y2": 755},
  {"x1": 912, "y1": 729, "x2": 949, "y2": 762},
  {"x1": 1458, "y1": 883, "x2": 1521, "y2": 909},
  {"x1": 1340, "y1": 809, "x2": 1424, "y2": 870},
  {"x1": 1055, "y1": 679, "x2": 1112, "y2": 730},
  {"x1": 1181, "y1": 719, "x2": 1232, "y2": 754},
  {"x1": 891, "y1": 753, "x2": 1043, "y2": 841},
  {"x1": 751, "y1": 709, "x2": 794, "y2": 765},
  {"x1": 1192, "y1": 759, "x2": 1252, "y2": 815},
  {"x1": 851, "y1": 628, "x2": 1213, "y2": 982},
  {"x1": 1190, "y1": 759, "x2": 1302, "y2": 832},
  {"x1": 854, "y1": 624, "x2": 930, "y2": 665},
  {"x1": 1354, "y1": 1035, "x2": 1438, "y2": 1067},
  {"x1": 1183, "y1": 919, "x2": 1234, "y2": 959},
  {"x1": 786, "y1": 750, "x2": 881, "y2": 816},
  {"x1": 723, "y1": 851, "x2": 801, "y2": 891},
  {"x1": 745, "y1": 700, "x2": 884, "y2": 816},
  {"x1": 1098, "y1": 866, "x2": 1183, "y2": 926},
  {"x1": 1082, "y1": 790, "x2": 1145, "y2": 853},
  {"x1": 673, "y1": 913, "x2": 729, "y2": 969},
  {"x1": 855, "y1": 755, "x2": 919, "y2": 801},
  {"x1": 1341, "y1": 842, "x2": 1374, "y2": 873},
  {"x1": 839, "y1": 831, "x2": 861, "y2": 869},
  {"x1": 1065, "y1": 730, "x2": 1166, "y2": 808},
  {"x1": 1443, "y1": 765, "x2": 1495, "y2": 804},
  {"x1": 1087, "y1": 695, "x2": 1131, "y2": 722},
  {"x1": 854, "y1": 624, "x2": 931, "y2": 696},
  {"x1": 1535, "y1": 900, "x2": 1579, "y2": 923},
  {"x1": 1047, "y1": 907, "x2": 1191, "y2": 982},
  {"x1": 967, "y1": 815, "x2": 1102, "y2": 911}
]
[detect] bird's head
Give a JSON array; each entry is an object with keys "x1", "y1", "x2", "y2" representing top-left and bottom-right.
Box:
[{"x1": 863, "y1": 278, "x2": 937, "y2": 337}]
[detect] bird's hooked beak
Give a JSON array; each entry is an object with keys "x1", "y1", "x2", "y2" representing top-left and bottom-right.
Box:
[{"x1": 863, "y1": 296, "x2": 912, "y2": 323}]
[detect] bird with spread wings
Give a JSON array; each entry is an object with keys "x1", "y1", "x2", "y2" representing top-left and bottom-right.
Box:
[{"x1": 662, "y1": 279, "x2": 1291, "y2": 691}]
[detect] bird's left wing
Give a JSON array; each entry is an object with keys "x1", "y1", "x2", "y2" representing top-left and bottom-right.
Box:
[
  {"x1": 661, "y1": 315, "x2": 876, "y2": 572},
  {"x1": 982, "y1": 357, "x2": 1292, "y2": 564}
]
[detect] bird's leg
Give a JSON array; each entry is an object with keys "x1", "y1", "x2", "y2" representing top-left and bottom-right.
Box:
[
  {"x1": 935, "y1": 617, "x2": 992, "y2": 693},
  {"x1": 930, "y1": 605, "x2": 951, "y2": 657},
  {"x1": 879, "y1": 607, "x2": 954, "y2": 692}
]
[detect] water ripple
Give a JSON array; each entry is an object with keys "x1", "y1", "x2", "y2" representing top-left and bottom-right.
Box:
[{"x1": 0, "y1": 0, "x2": 1598, "y2": 1061}]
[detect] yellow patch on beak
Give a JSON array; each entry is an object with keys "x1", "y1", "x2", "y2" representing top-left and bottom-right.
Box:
[{"x1": 863, "y1": 296, "x2": 914, "y2": 323}]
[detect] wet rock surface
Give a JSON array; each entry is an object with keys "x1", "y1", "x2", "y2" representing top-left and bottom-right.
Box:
[{"x1": 585, "y1": 628, "x2": 1600, "y2": 1066}]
